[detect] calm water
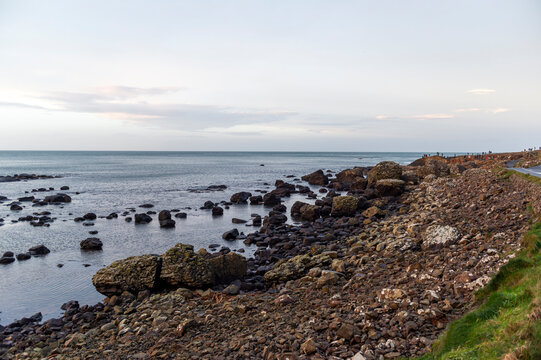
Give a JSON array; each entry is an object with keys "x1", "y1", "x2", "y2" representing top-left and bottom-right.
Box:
[{"x1": 0, "y1": 151, "x2": 423, "y2": 324}]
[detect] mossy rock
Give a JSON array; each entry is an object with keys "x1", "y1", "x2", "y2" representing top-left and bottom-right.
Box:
[
  {"x1": 92, "y1": 254, "x2": 161, "y2": 296},
  {"x1": 160, "y1": 243, "x2": 214, "y2": 288},
  {"x1": 331, "y1": 196, "x2": 359, "y2": 217},
  {"x1": 367, "y1": 161, "x2": 402, "y2": 187},
  {"x1": 264, "y1": 254, "x2": 332, "y2": 285}
]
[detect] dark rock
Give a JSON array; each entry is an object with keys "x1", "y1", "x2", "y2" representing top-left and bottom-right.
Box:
[
  {"x1": 301, "y1": 169, "x2": 329, "y2": 185},
  {"x1": 201, "y1": 200, "x2": 214, "y2": 209},
  {"x1": 134, "y1": 213, "x2": 153, "y2": 224},
  {"x1": 273, "y1": 204, "x2": 287, "y2": 213},
  {"x1": 175, "y1": 212, "x2": 187, "y2": 219},
  {"x1": 60, "y1": 186, "x2": 70, "y2": 190},
  {"x1": 375, "y1": 179, "x2": 405, "y2": 197},
  {"x1": 83, "y1": 213, "x2": 97, "y2": 220},
  {"x1": 160, "y1": 219, "x2": 176, "y2": 228},
  {"x1": 0, "y1": 256, "x2": 15, "y2": 264},
  {"x1": 367, "y1": 161, "x2": 402, "y2": 187},
  {"x1": 10, "y1": 204, "x2": 23, "y2": 211},
  {"x1": 158, "y1": 210, "x2": 171, "y2": 221},
  {"x1": 18, "y1": 196, "x2": 35, "y2": 202},
  {"x1": 222, "y1": 229, "x2": 240, "y2": 240},
  {"x1": 139, "y1": 203, "x2": 154, "y2": 208},
  {"x1": 250, "y1": 195, "x2": 263, "y2": 205},
  {"x1": 230, "y1": 192, "x2": 252, "y2": 204},
  {"x1": 3, "y1": 251, "x2": 14, "y2": 258},
  {"x1": 80, "y1": 237, "x2": 103, "y2": 251},
  {"x1": 212, "y1": 206, "x2": 224, "y2": 216},
  {"x1": 263, "y1": 193, "x2": 281, "y2": 207},
  {"x1": 43, "y1": 193, "x2": 71, "y2": 203},
  {"x1": 232, "y1": 218, "x2": 247, "y2": 224},
  {"x1": 16, "y1": 253, "x2": 31, "y2": 261},
  {"x1": 28, "y1": 244, "x2": 50, "y2": 255}
]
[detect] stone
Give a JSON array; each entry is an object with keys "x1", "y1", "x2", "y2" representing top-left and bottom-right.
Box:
[
  {"x1": 212, "y1": 206, "x2": 224, "y2": 216},
  {"x1": 367, "y1": 161, "x2": 402, "y2": 187},
  {"x1": 230, "y1": 192, "x2": 252, "y2": 204},
  {"x1": 423, "y1": 225, "x2": 460, "y2": 249},
  {"x1": 80, "y1": 237, "x2": 103, "y2": 251},
  {"x1": 43, "y1": 193, "x2": 72, "y2": 203},
  {"x1": 208, "y1": 252, "x2": 247, "y2": 283},
  {"x1": 263, "y1": 193, "x2": 281, "y2": 207},
  {"x1": 160, "y1": 243, "x2": 214, "y2": 288},
  {"x1": 301, "y1": 169, "x2": 329, "y2": 185},
  {"x1": 83, "y1": 213, "x2": 97, "y2": 220},
  {"x1": 331, "y1": 196, "x2": 359, "y2": 217},
  {"x1": 222, "y1": 229, "x2": 239, "y2": 240},
  {"x1": 417, "y1": 158, "x2": 450, "y2": 179},
  {"x1": 336, "y1": 323, "x2": 355, "y2": 340},
  {"x1": 16, "y1": 252, "x2": 31, "y2": 261},
  {"x1": 92, "y1": 254, "x2": 161, "y2": 296},
  {"x1": 300, "y1": 338, "x2": 317, "y2": 355},
  {"x1": 375, "y1": 179, "x2": 405, "y2": 197},
  {"x1": 264, "y1": 254, "x2": 332, "y2": 284},
  {"x1": 299, "y1": 204, "x2": 320, "y2": 221},
  {"x1": 134, "y1": 213, "x2": 153, "y2": 224},
  {"x1": 28, "y1": 244, "x2": 50, "y2": 255},
  {"x1": 158, "y1": 210, "x2": 171, "y2": 221}
]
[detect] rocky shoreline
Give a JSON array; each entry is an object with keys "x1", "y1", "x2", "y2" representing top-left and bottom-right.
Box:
[{"x1": 1, "y1": 151, "x2": 540, "y2": 359}]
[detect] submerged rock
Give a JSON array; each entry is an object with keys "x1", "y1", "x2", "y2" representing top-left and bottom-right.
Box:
[
  {"x1": 28, "y1": 244, "x2": 50, "y2": 256},
  {"x1": 80, "y1": 237, "x2": 103, "y2": 251}
]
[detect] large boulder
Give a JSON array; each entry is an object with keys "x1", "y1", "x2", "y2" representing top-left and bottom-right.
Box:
[
  {"x1": 28, "y1": 244, "x2": 50, "y2": 255},
  {"x1": 291, "y1": 201, "x2": 309, "y2": 216},
  {"x1": 349, "y1": 178, "x2": 368, "y2": 192},
  {"x1": 43, "y1": 193, "x2": 71, "y2": 203},
  {"x1": 422, "y1": 225, "x2": 460, "y2": 249},
  {"x1": 230, "y1": 192, "x2": 252, "y2": 204},
  {"x1": 92, "y1": 254, "x2": 161, "y2": 296},
  {"x1": 417, "y1": 159, "x2": 450, "y2": 179},
  {"x1": 264, "y1": 254, "x2": 332, "y2": 285},
  {"x1": 208, "y1": 252, "x2": 247, "y2": 283},
  {"x1": 263, "y1": 193, "x2": 281, "y2": 207},
  {"x1": 331, "y1": 196, "x2": 359, "y2": 217},
  {"x1": 375, "y1": 179, "x2": 405, "y2": 197},
  {"x1": 367, "y1": 162, "x2": 402, "y2": 187},
  {"x1": 301, "y1": 170, "x2": 329, "y2": 186},
  {"x1": 160, "y1": 244, "x2": 214, "y2": 288}
]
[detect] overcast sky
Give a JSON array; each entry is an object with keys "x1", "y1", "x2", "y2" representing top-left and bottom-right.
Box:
[{"x1": 0, "y1": 0, "x2": 540, "y2": 152}]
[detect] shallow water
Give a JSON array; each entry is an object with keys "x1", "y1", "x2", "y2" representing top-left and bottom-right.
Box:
[{"x1": 0, "y1": 151, "x2": 423, "y2": 324}]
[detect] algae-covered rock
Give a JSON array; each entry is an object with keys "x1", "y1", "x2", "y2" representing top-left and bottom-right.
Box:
[
  {"x1": 367, "y1": 161, "x2": 402, "y2": 187},
  {"x1": 331, "y1": 196, "x2": 359, "y2": 217},
  {"x1": 264, "y1": 254, "x2": 332, "y2": 284},
  {"x1": 417, "y1": 159, "x2": 450, "y2": 179},
  {"x1": 299, "y1": 204, "x2": 321, "y2": 221},
  {"x1": 301, "y1": 169, "x2": 329, "y2": 186},
  {"x1": 92, "y1": 254, "x2": 161, "y2": 296},
  {"x1": 160, "y1": 243, "x2": 214, "y2": 288},
  {"x1": 208, "y1": 252, "x2": 247, "y2": 283},
  {"x1": 375, "y1": 179, "x2": 405, "y2": 197}
]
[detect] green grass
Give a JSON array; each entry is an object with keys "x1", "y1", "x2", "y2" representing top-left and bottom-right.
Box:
[
  {"x1": 416, "y1": 217, "x2": 541, "y2": 360},
  {"x1": 497, "y1": 169, "x2": 541, "y2": 186}
]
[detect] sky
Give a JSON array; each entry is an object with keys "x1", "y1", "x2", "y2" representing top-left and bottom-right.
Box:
[{"x1": 0, "y1": 0, "x2": 540, "y2": 152}]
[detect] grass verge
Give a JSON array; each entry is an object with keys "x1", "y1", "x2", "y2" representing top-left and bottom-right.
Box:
[{"x1": 416, "y1": 219, "x2": 541, "y2": 360}]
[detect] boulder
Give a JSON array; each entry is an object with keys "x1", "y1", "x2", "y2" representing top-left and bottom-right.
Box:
[
  {"x1": 60, "y1": 186, "x2": 70, "y2": 190},
  {"x1": 249, "y1": 195, "x2": 263, "y2": 205},
  {"x1": 28, "y1": 244, "x2": 50, "y2": 256},
  {"x1": 208, "y1": 252, "x2": 247, "y2": 283},
  {"x1": 83, "y1": 213, "x2": 97, "y2": 220},
  {"x1": 299, "y1": 204, "x2": 321, "y2": 221},
  {"x1": 0, "y1": 256, "x2": 15, "y2": 264},
  {"x1": 160, "y1": 219, "x2": 176, "y2": 228},
  {"x1": 423, "y1": 225, "x2": 460, "y2": 249},
  {"x1": 230, "y1": 192, "x2": 252, "y2": 204},
  {"x1": 16, "y1": 253, "x2": 31, "y2": 261},
  {"x1": 92, "y1": 254, "x2": 161, "y2": 296},
  {"x1": 417, "y1": 159, "x2": 450, "y2": 179},
  {"x1": 158, "y1": 210, "x2": 171, "y2": 221},
  {"x1": 212, "y1": 206, "x2": 224, "y2": 216},
  {"x1": 375, "y1": 179, "x2": 405, "y2": 197},
  {"x1": 80, "y1": 237, "x2": 103, "y2": 251},
  {"x1": 331, "y1": 196, "x2": 359, "y2": 217},
  {"x1": 263, "y1": 193, "x2": 281, "y2": 207},
  {"x1": 43, "y1": 193, "x2": 71, "y2": 203},
  {"x1": 301, "y1": 169, "x2": 329, "y2": 185},
  {"x1": 265, "y1": 213, "x2": 287, "y2": 226},
  {"x1": 201, "y1": 201, "x2": 214, "y2": 209},
  {"x1": 450, "y1": 164, "x2": 466, "y2": 175},
  {"x1": 367, "y1": 161, "x2": 402, "y2": 187},
  {"x1": 222, "y1": 229, "x2": 239, "y2": 240},
  {"x1": 3, "y1": 251, "x2": 14, "y2": 258},
  {"x1": 350, "y1": 178, "x2": 368, "y2": 192},
  {"x1": 291, "y1": 201, "x2": 309, "y2": 216},
  {"x1": 10, "y1": 204, "x2": 23, "y2": 211},
  {"x1": 175, "y1": 212, "x2": 187, "y2": 219},
  {"x1": 264, "y1": 254, "x2": 332, "y2": 284},
  {"x1": 134, "y1": 213, "x2": 152, "y2": 224},
  {"x1": 160, "y1": 244, "x2": 214, "y2": 288}
]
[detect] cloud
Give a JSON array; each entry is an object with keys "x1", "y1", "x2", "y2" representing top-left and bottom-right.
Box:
[
  {"x1": 455, "y1": 108, "x2": 480, "y2": 112},
  {"x1": 490, "y1": 108, "x2": 511, "y2": 114},
  {"x1": 408, "y1": 113, "x2": 454, "y2": 120},
  {"x1": 467, "y1": 89, "x2": 496, "y2": 95}
]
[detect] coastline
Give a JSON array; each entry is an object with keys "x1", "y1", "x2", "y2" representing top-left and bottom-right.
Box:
[{"x1": 1, "y1": 150, "x2": 540, "y2": 359}]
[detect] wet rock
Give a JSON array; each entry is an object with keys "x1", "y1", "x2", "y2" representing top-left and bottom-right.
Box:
[
  {"x1": 263, "y1": 193, "x2": 281, "y2": 207},
  {"x1": 230, "y1": 192, "x2": 252, "y2": 204},
  {"x1": 3, "y1": 251, "x2": 14, "y2": 258},
  {"x1": 301, "y1": 169, "x2": 329, "y2": 185},
  {"x1": 134, "y1": 213, "x2": 153, "y2": 224},
  {"x1": 83, "y1": 213, "x2": 97, "y2": 220},
  {"x1": 10, "y1": 204, "x2": 23, "y2": 211},
  {"x1": 28, "y1": 244, "x2": 50, "y2": 255},
  {"x1": 299, "y1": 204, "x2": 320, "y2": 221},
  {"x1": 92, "y1": 254, "x2": 162, "y2": 296},
  {"x1": 0, "y1": 256, "x2": 15, "y2": 264},
  {"x1": 212, "y1": 206, "x2": 224, "y2": 216},
  {"x1": 201, "y1": 201, "x2": 214, "y2": 209},
  {"x1": 139, "y1": 203, "x2": 154, "y2": 208},
  {"x1": 18, "y1": 196, "x2": 34, "y2": 202},
  {"x1": 158, "y1": 210, "x2": 171, "y2": 221},
  {"x1": 16, "y1": 252, "x2": 31, "y2": 261},
  {"x1": 232, "y1": 218, "x2": 247, "y2": 224},
  {"x1": 158, "y1": 210, "x2": 176, "y2": 227},
  {"x1": 222, "y1": 229, "x2": 240, "y2": 240},
  {"x1": 43, "y1": 193, "x2": 72, "y2": 203},
  {"x1": 175, "y1": 212, "x2": 188, "y2": 219},
  {"x1": 60, "y1": 186, "x2": 70, "y2": 190},
  {"x1": 80, "y1": 237, "x2": 103, "y2": 251},
  {"x1": 250, "y1": 195, "x2": 263, "y2": 205}
]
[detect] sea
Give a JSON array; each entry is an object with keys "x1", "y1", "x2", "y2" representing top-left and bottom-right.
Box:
[{"x1": 0, "y1": 151, "x2": 424, "y2": 324}]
